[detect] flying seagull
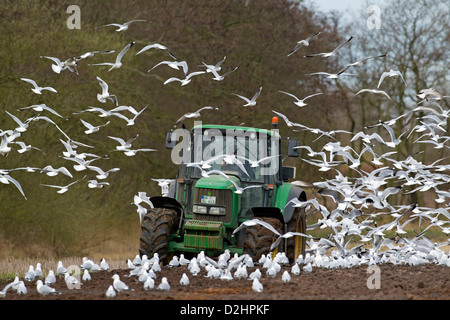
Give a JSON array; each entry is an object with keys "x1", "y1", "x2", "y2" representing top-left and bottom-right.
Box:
[
  {"x1": 305, "y1": 36, "x2": 353, "y2": 58},
  {"x1": 164, "y1": 70, "x2": 205, "y2": 86},
  {"x1": 40, "y1": 175, "x2": 86, "y2": 194},
  {"x1": 279, "y1": 91, "x2": 323, "y2": 107},
  {"x1": 20, "y1": 78, "x2": 57, "y2": 94},
  {"x1": 148, "y1": 60, "x2": 188, "y2": 75},
  {"x1": 136, "y1": 43, "x2": 177, "y2": 60},
  {"x1": 232, "y1": 86, "x2": 262, "y2": 107},
  {"x1": 96, "y1": 19, "x2": 147, "y2": 32},
  {"x1": 90, "y1": 41, "x2": 135, "y2": 71},
  {"x1": 175, "y1": 106, "x2": 219, "y2": 125},
  {"x1": 377, "y1": 69, "x2": 406, "y2": 88},
  {"x1": 96, "y1": 76, "x2": 118, "y2": 106},
  {"x1": 287, "y1": 31, "x2": 321, "y2": 57},
  {"x1": 337, "y1": 54, "x2": 387, "y2": 74},
  {"x1": 355, "y1": 89, "x2": 391, "y2": 100}
]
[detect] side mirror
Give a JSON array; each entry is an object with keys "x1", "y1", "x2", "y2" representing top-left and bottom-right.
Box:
[
  {"x1": 288, "y1": 139, "x2": 300, "y2": 157},
  {"x1": 165, "y1": 130, "x2": 177, "y2": 149},
  {"x1": 281, "y1": 166, "x2": 296, "y2": 181}
]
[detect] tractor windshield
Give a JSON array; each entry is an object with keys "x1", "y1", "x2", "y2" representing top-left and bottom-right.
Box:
[{"x1": 190, "y1": 127, "x2": 279, "y2": 183}]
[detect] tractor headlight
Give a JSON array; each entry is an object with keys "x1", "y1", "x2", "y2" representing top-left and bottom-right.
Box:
[
  {"x1": 209, "y1": 206, "x2": 226, "y2": 215},
  {"x1": 193, "y1": 205, "x2": 207, "y2": 214}
]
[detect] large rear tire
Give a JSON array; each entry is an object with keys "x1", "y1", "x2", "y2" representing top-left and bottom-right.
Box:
[
  {"x1": 243, "y1": 217, "x2": 283, "y2": 262},
  {"x1": 286, "y1": 207, "x2": 307, "y2": 262},
  {"x1": 139, "y1": 208, "x2": 178, "y2": 265}
]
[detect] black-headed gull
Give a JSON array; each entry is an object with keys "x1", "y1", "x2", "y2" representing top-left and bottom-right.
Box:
[
  {"x1": 136, "y1": 43, "x2": 177, "y2": 60},
  {"x1": 90, "y1": 41, "x2": 135, "y2": 71},
  {"x1": 203, "y1": 64, "x2": 238, "y2": 81},
  {"x1": 305, "y1": 36, "x2": 353, "y2": 58},
  {"x1": 0, "y1": 173, "x2": 27, "y2": 199},
  {"x1": 355, "y1": 89, "x2": 391, "y2": 100},
  {"x1": 377, "y1": 69, "x2": 406, "y2": 88},
  {"x1": 307, "y1": 71, "x2": 355, "y2": 79},
  {"x1": 96, "y1": 19, "x2": 147, "y2": 32},
  {"x1": 18, "y1": 103, "x2": 65, "y2": 119},
  {"x1": 80, "y1": 119, "x2": 110, "y2": 134},
  {"x1": 287, "y1": 31, "x2": 321, "y2": 56},
  {"x1": 175, "y1": 106, "x2": 219, "y2": 125},
  {"x1": 40, "y1": 175, "x2": 86, "y2": 194},
  {"x1": 279, "y1": 90, "x2": 323, "y2": 107},
  {"x1": 337, "y1": 54, "x2": 386, "y2": 73},
  {"x1": 149, "y1": 60, "x2": 188, "y2": 74},
  {"x1": 108, "y1": 134, "x2": 139, "y2": 151},
  {"x1": 20, "y1": 78, "x2": 57, "y2": 94},
  {"x1": 96, "y1": 76, "x2": 118, "y2": 106},
  {"x1": 232, "y1": 86, "x2": 262, "y2": 107},
  {"x1": 164, "y1": 70, "x2": 205, "y2": 86}
]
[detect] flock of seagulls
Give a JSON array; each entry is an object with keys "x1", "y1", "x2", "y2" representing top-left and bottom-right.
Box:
[{"x1": 1, "y1": 13, "x2": 449, "y2": 299}]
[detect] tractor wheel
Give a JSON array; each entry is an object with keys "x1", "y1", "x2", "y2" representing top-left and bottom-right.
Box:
[
  {"x1": 139, "y1": 208, "x2": 179, "y2": 265},
  {"x1": 286, "y1": 206, "x2": 307, "y2": 262},
  {"x1": 243, "y1": 217, "x2": 283, "y2": 262}
]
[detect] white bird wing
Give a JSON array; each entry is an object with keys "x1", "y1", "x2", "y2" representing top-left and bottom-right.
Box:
[
  {"x1": 305, "y1": 31, "x2": 321, "y2": 42},
  {"x1": 80, "y1": 119, "x2": 95, "y2": 130},
  {"x1": 231, "y1": 93, "x2": 251, "y2": 103},
  {"x1": 116, "y1": 41, "x2": 135, "y2": 63},
  {"x1": 96, "y1": 76, "x2": 109, "y2": 95},
  {"x1": 332, "y1": 35, "x2": 353, "y2": 52},
  {"x1": 251, "y1": 87, "x2": 263, "y2": 102},
  {"x1": 303, "y1": 92, "x2": 323, "y2": 100},
  {"x1": 279, "y1": 90, "x2": 301, "y2": 102},
  {"x1": 232, "y1": 219, "x2": 282, "y2": 237},
  {"x1": 20, "y1": 78, "x2": 39, "y2": 89}
]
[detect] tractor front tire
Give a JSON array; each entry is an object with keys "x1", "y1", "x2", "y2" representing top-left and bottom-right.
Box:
[
  {"x1": 243, "y1": 217, "x2": 283, "y2": 262},
  {"x1": 139, "y1": 208, "x2": 178, "y2": 265}
]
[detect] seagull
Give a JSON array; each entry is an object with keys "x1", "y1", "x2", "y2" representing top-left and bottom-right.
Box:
[
  {"x1": 76, "y1": 49, "x2": 115, "y2": 60},
  {"x1": 90, "y1": 41, "x2": 135, "y2": 71},
  {"x1": 180, "y1": 273, "x2": 190, "y2": 286},
  {"x1": 152, "y1": 178, "x2": 175, "y2": 196},
  {"x1": 202, "y1": 62, "x2": 238, "y2": 81},
  {"x1": 417, "y1": 88, "x2": 445, "y2": 101},
  {"x1": 112, "y1": 106, "x2": 147, "y2": 126},
  {"x1": 232, "y1": 86, "x2": 262, "y2": 107},
  {"x1": 355, "y1": 89, "x2": 391, "y2": 100},
  {"x1": 40, "y1": 175, "x2": 86, "y2": 194},
  {"x1": 96, "y1": 76, "x2": 118, "y2": 106},
  {"x1": 82, "y1": 269, "x2": 92, "y2": 281},
  {"x1": 112, "y1": 274, "x2": 130, "y2": 292},
  {"x1": 0, "y1": 173, "x2": 27, "y2": 199},
  {"x1": 175, "y1": 106, "x2": 219, "y2": 125},
  {"x1": 157, "y1": 277, "x2": 171, "y2": 291},
  {"x1": 105, "y1": 285, "x2": 116, "y2": 297},
  {"x1": 18, "y1": 103, "x2": 65, "y2": 118},
  {"x1": 96, "y1": 19, "x2": 147, "y2": 32},
  {"x1": 36, "y1": 280, "x2": 61, "y2": 295},
  {"x1": 304, "y1": 35, "x2": 353, "y2": 58},
  {"x1": 87, "y1": 165, "x2": 120, "y2": 180},
  {"x1": 40, "y1": 56, "x2": 72, "y2": 74},
  {"x1": 20, "y1": 78, "x2": 57, "y2": 94},
  {"x1": 45, "y1": 270, "x2": 56, "y2": 285},
  {"x1": 108, "y1": 134, "x2": 139, "y2": 151},
  {"x1": 143, "y1": 277, "x2": 155, "y2": 290},
  {"x1": 24, "y1": 265, "x2": 35, "y2": 282},
  {"x1": 164, "y1": 70, "x2": 205, "y2": 86},
  {"x1": 40, "y1": 165, "x2": 73, "y2": 178},
  {"x1": 377, "y1": 69, "x2": 406, "y2": 88},
  {"x1": 281, "y1": 270, "x2": 291, "y2": 283},
  {"x1": 136, "y1": 43, "x2": 177, "y2": 60},
  {"x1": 121, "y1": 147, "x2": 157, "y2": 157},
  {"x1": 337, "y1": 54, "x2": 387, "y2": 73},
  {"x1": 100, "y1": 258, "x2": 110, "y2": 271},
  {"x1": 56, "y1": 261, "x2": 68, "y2": 276},
  {"x1": 149, "y1": 60, "x2": 188, "y2": 74},
  {"x1": 34, "y1": 263, "x2": 43, "y2": 278},
  {"x1": 287, "y1": 31, "x2": 321, "y2": 56},
  {"x1": 278, "y1": 90, "x2": 323, "y2": 107},
  {"x1": 5, "y1": 110, "x2": 32, "y2": 133},
  {"x1": 88, "y1": 180, "x2": 110, "y2": 189},
  {"x1": 308, "y1": 71, "x2": 355, "y2": 79},
  {"x1": 80, "y1": 119, "x2": 110, "y2": 134}
]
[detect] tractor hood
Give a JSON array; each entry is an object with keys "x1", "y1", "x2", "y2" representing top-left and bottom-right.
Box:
[{"x1": 195, "y1": 174, "x2": 240, "y2": 192}]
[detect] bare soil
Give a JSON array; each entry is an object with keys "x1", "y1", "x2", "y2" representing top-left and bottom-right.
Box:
[{"x1": 1, "y1": 264, "x2": 449, "y2": 301}]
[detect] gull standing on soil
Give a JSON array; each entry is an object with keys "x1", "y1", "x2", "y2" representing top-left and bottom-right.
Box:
[
  {"x1": 24, "y1": 265, "x2": 35, "y2": 282},
  {"x1": 96, "y1": 76, "x2": 118, "y2": 106},
  {"x1": 175, "y1": 106, "x2": 219, "y2": 125},
  {"x1": 112, "y1": 274, "x2": 130, "y2": 292},
  {"x1": 232, "y1": 86, "x2": 262, "y2": 107},
  {"x1": 180, "y1": 273, "x2": 190, "y2": 286},
  {"x1": 57, "y1": 261, "x2": 68, "y2": 276},
  {"x1": 252, "y1": 278, "x2": 264, "y2": 292},
  {"x1": 157, "y1": 277, "x2": 171, "y2": 291},
  {"x1": 377, "y1": 69, "x2": 406, "y2": 88},
  {"x1": 279, "y1": 90, "x2": 323, "y2": 107},
  {"x1": 96, "y1": 19, "x2": 147, "y2": 32},
  {"x1": 287, "y1": 31, "x2": 321, "y2": 57},
  {"x1": 36, "y1": 280, "x2": 61, "y2": 295},
  {"x1": 136, "y1": 43, "x2": 177, "y2": 60},
  {"x1": 105, "y1": 285, "x2": 116, "y2": 297},
  {"x1": 45, "y1": 270, "x2": 56, "y2": 285},
  {"x1": 82, "y1": 269, "x2": 92, "y2": 281},
  {"x1": 90, "y1": 41, "x2": 135, "y2": 71},
  {"x1": 143, "y1": 277, "x2": 155, "y2": 290},
  {"x1": 304, "y1": 36, "x2": 353, "y2": 58},
  {"x1": 281, "y1": 270, "x2": 291, "y2": 283},
  {"x1": 20, "y1": 78, "x2": 57, "y2": 94}
]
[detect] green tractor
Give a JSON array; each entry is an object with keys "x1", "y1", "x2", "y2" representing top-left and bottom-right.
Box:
[{"x1": 139, "y1": 118, "x2": 307, "y2": 264}]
